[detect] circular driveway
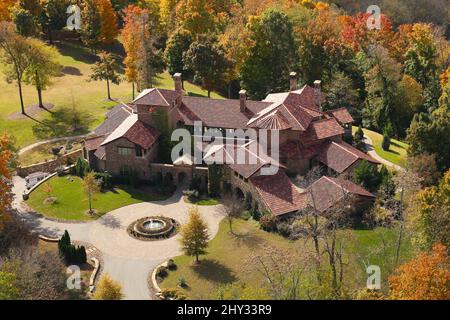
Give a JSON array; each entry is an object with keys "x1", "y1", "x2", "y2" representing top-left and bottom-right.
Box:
[{"x1": 12, "y1": 177, "x2": 225, "y2": 300}]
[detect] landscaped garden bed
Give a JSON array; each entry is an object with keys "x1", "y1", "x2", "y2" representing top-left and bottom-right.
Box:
[
  {"x1": 26, "y1": 175, "x2": 174, "y2": 221},
  {"x1": 19, "y1": 139, "x2": 83, "y2": 167}
]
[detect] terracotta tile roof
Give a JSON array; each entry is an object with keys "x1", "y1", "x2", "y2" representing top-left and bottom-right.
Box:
[
  {"x1": 302, "y1": 118, "x2": 344, "y2": 143},
  {"x1": 101, "y1": 114, "x2": 160, "y2": 150},
  {"x1": 253, "y1": 109, "x2": 292, "y2": 130},
  {"x1": 280, "y1": 140, "x2": 324, "y2": 160},
  {"x1": 203, "y1": 142, "x2": 283, "y2": 179},
  {"x1": 316, "y1": 141, "x2": 380, "y2": 173},
  {"x1": 84, "y1": 135, "x2": 106, "y2": 151},
  {"x1": 327, "y1": 108, "x2": 354, "y2": 124},
  {"x1": 123, "y1": 121, "x2": 161, "y2": 149},
  {"x1": 308, "y1": 176, "x2": 374, "y2": 213},
  {"x1": 132, "y1": 88, "x2": 180, "y2": 106},
  {"x1": 250, "y1": 170, "x2": 309, "y2": 216},
  {"x1": 179, "y1": 96, "x2": 271, "y2": 128}
]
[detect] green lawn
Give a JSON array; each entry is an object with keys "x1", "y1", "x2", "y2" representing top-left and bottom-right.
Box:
[
  {"x1": 184, "y1": 196, "x2": 221, "y2": 206},
  {"x1": 27, "y1": 175, "x2": 171, "y2": 221},
  {"x1": 0, "y1": 42, "x2": 222, "y2": 148},
  {"x1": 352, "y1": 127, "x2": 408, "y2": 167},
  {"x1": 160, "y1": 219, "x2": 413, "y2": 299}
]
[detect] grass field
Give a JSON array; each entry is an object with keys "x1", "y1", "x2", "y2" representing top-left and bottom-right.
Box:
[
  {"x1": 160, "y1": 219, "x2": 413, "y2": 299},
  {"x1": 353, "y1": 127, "x2": 408, "y2": 167},
  {"x1": 27, "y1": 175, "x2": 171, "y2": 221},
  {"x1": 0, "y1": 42, "x2": 222, "y2": 148}
]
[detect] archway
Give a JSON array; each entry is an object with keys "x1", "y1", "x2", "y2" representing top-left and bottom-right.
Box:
[
  {"x1": 178, "y1": 172, "x2": 187, "y2": 184},
  {"x1": 235, "y1": 187, "x2": 244, "y2": 200}
]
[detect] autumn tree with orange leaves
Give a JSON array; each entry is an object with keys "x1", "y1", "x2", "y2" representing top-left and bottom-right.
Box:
[
  {"x1": 389, "y1": 243, "x2": 450, "y2": 300},
  {"x1": 0, "y1": 0, "x2": 15, "y2": 22},
  {"x1": 0, "y1": 134, "x2": 16, "y2": 228},
  {"x1": 96, "y1": 0, "x2": 119, "y2": 44}
]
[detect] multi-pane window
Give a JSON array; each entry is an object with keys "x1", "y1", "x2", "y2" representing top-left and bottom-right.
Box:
[
  {"x1": 118, "y1": 147, "x2": 133, "y2": 156},
  {"x1": 119, "y1": 165, "x2": 132, "y2": 176}
]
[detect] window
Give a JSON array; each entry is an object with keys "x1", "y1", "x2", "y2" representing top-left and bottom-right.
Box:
[
  {"x1": 118, "y1": 147, "x2": 132, "y2": 156},
  {"x1": 119, "y1": 165, "x2": 132, "y2": 176},
  {"x1": 135, "y1": 145, "x2": 143, "y2": 157}
]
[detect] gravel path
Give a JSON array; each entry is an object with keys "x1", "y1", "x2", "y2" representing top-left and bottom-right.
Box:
[{"x1": 12, "y1": 176, "x2": 225, "y2": 300}]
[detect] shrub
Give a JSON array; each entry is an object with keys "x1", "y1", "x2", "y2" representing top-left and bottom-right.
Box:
[
  {"x1": 56, "y1": 166, "x2": 65, "y2": 177},
  {"x1": 382, "y1": 134, "x2": 391, "y2": 151},
  {"x1": 241, "y1": 210, "x2": 252, "y2": 220},
  {"x1": 95, "y1": 172, "x2": 112, "y2": 189},
  {"x1": 183, "y1": 189, "x2": 199, "y2": 202},
  {"x1": 156, "y1": 266, "x2": 168, "y2": 279},
  {"x1": 161, "y1": 288, "x2": 187, "y2": 300},
  {"x1": 51, "y1": 146, "x2": 61, "y2": 156},
  {"x1": 276, "y1": 221, "x2": 293, "y2": 238},
  {"x1": 355, "y1": 125, "x2": 364, "y2": 141},
  {"x1": 178, "y1": 277, "x2": 187, "y2": 288},
  {"x1": 167, "y1": 259, "x2": 177, "y2": 271},
  {"x1": 259, "y1": 214, "x2": 277, "y2": 231}
]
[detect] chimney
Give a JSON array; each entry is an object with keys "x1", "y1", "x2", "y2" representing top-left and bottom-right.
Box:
[
  {"x1": 314, "y1": 80, "x2": 322, "y2": 111},
  {"x1": 239, "y1": 90, "x2": 247, "y2": 113},
  {"x1": 290, "y1": 72, "x2": 298, "y2": 91},
  {"x1": 173, "y1": 73, "x2": 183, "y2": 93}
]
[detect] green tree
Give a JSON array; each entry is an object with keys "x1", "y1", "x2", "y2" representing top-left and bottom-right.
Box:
[
  {"x1": 353, "y1": 160, "x2": 381, "y2": 192},
  {"x1": 80, "y1": 0, "x2": 101, "y2": 52},
  {"x1": 11, "y1": 6, "x2": 38, "y2": 37},
  {"x1": 412, "y1": 170, "x2": 450, "y2": 250},
  {"x1": 183, "y1": 34, "x2": 230, "y2": 97},
  {"x1": 24, "y1": 39, "x2": 62, "y2": 108},
  {"x1": 179, "y1": 206, "x2": 209, "y2": 263},
  {"x1": 90, "y1": 51, "x2": 121, "y2": 100},
  {"x1": 165, "y1": 28, "x2": 193, "y2": 84},
  {"x1": 382, "y1": 134, "x2": 390, "y2": 151},
  {"x1": 0, "y1": 22, "x2": 33, "y2": 115},
  {"x1": 39, "y1": 0, "x2": 70, "y2": 43},
  {"x1": 240, "y1": 9, "x2": 296, "y2": 100},
  {"x1": 407, "y1": 83, "x2": 450, "y2": 172},
  {"x1": 323, "y1": 71, "x2": 360, "y2": 117}
]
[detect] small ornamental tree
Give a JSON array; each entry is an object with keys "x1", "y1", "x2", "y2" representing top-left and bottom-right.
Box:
[
  {"x1": 83, "y1": 171, "x2": 100, "y2": 214},
  {"x1": 179, "y1": 206, "x2": 209, "y2": 264},
  {"x1": 93, "y1": 274, "x2": 123, "y2": 299},
  {"x1": 90, "y1": 51, "x2": 121, "y2": 100},
  {"x1": 93, "y1": 274, "x2": 123, "y2": 300},
  {"x1": 382, "y1": 134, "x2": 391, "y2": 151}
]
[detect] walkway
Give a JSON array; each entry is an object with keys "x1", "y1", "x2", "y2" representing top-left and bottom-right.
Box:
[
  {"x1": 18, "y1": 134, "x2": 90, "y2": 155},
  {"x1": 363, "y1": 135, "x2": 404, "y2": 171},
  {"x1": 12, "y1": 177, "x2": 225, "y2": 300}
]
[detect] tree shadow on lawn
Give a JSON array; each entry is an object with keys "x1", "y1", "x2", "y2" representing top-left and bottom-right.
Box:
[
  {"x1": 385, "y1": 148, "x2": 400, "y2": 155},
  {"x1": 98, "y1": 215, "x2": 122, "y2": 229},
  {"x1": 55, "y1": 42, "x2": 97, "y2": 65},
  {"x1": 232, "y1": 231, "x2": 266, "y2": 249},
  {"x1": 191, "y1": 259, "x2": 237, "y2": 284},
  {"x1": 60, "y1": 66, "x2": 82, "y2": 76},
  {"x1": 390, "y1": 140, "x2": 406, "y2": 149}
]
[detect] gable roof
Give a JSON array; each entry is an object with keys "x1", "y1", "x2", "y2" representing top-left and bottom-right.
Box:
[
  {"x1": 327, "y1": 108, "x2": 354, "y2": 124},
  {"x1": 250, "y1": 170, "x2": 309, "y2": 216},
  {"x1": 100, "y1": 114, "x2": 160, "y2": 149},
  {"x1": 308, "y1": 176, "x2": 374, "y2": 213},
  {"x1": 132, "y1": 88, "x2": 181, "y2": 106},
  {"x1": 302, "y1": 118, "x2": 344, "y2": 143},
  {"x1": 316, "y1": 141, "x2": 380, "y2": 173},
  {"x1": 84, "y1": 135, "x2": 106, "y2": 151}
]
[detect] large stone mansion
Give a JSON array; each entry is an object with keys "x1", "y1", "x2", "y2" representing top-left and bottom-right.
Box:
[{"x1": 83, "y1": 73, "x2": 379, "y2": 216}]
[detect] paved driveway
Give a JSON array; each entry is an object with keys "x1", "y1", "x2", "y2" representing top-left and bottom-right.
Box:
[{"x1": 12, "y1": 176, "x2": 225, "y2": 300}]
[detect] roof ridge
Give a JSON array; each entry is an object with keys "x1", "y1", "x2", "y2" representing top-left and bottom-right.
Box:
[{"x1": 155, "y1": 88, "x2": 170, "y2": 106}]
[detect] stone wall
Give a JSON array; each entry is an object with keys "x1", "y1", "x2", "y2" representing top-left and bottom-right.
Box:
[{"x1": 16, "y1": 149, "x2": 82, "y2": 177}]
